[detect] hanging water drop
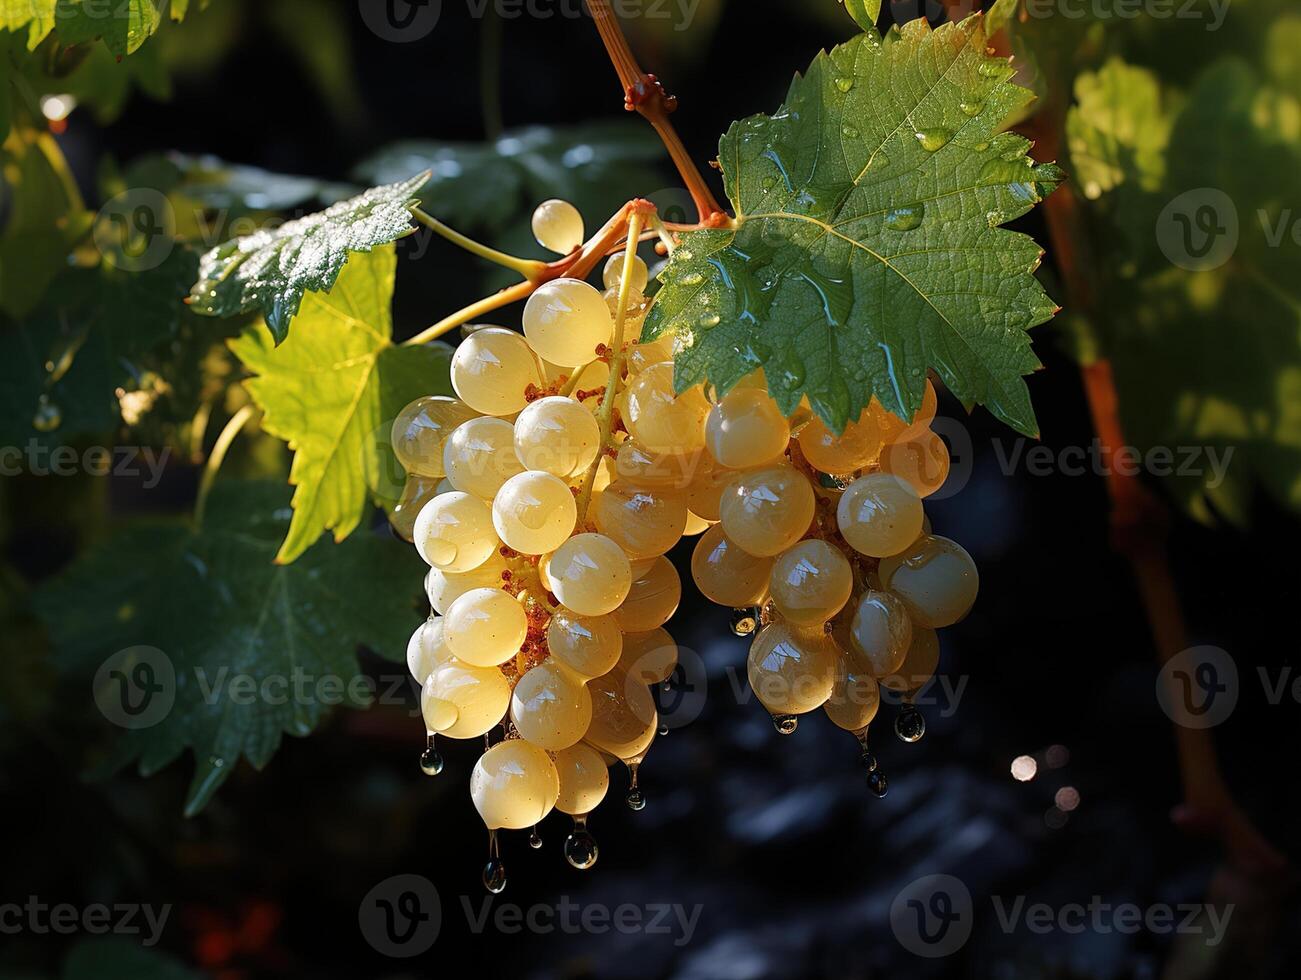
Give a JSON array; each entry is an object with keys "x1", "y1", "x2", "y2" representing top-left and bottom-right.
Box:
[
  {"x1": 419, "y1": 734, "x2": 444, "y2": 776},
  {"x1": 564, "y1": 815, "x2": 599, "y2": 869},
  {"x1": 483, "y1": 830, "x2": 507, "y2": 893},
  {"x1": 625, "y1": 763, "x2": 646, "y2": 811},
  {"x1": 772, "y1": 714, "x2": 798, "y2": 735},
  {"x1": 32, "y1": 395, "x2": 61, "y2": 433},
  {"x1": 528, "y1": 827, "x2": 544, "y2": 850},
  {"x1": 895, "y1": 703, "x2": 926, "y2": 743},
  {"x1": 730, "y1": 606, "x2": 760, "y2": 636}
]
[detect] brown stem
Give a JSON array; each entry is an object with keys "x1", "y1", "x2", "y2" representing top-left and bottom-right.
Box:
[{"x1": 585, "y1": 0, "x2": 729, "y2": 227}]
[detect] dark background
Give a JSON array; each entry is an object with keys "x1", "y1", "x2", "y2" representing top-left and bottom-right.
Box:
[{"x1": 4, "y1": 0, "x2": 1301, "y2": 977}]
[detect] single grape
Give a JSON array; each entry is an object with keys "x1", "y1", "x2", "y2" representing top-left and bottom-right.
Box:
[
  {"x1": 592, "y1": 481, "x2": 688, "y2": 560},
  {"x1": 470, "y1": 739, "x2": 561, "y2": 830},
  {"x1": 836, "y1": 473, "x2": 924, "y2": 558},
  {"x1": 443, "y1": 587, "x2": 528, "y2": 667},
  {"x1": 871, "y1": 379, "x2": 936, "y2": 444},
  {"x1": 552, "y1": 743, "x2": 610, "y2": 815},
  {"x1": 389, "y1": 474, "x2": 440, "y2": 542},
  {"x1": 823, "y1": 663, "x2": 881, "y2": 732},
  {"x1": 425, "y1": 551, "x2": 510, "y2": 614},
  {"x1": 391, "y1": 396, "x2": 478, "y2": 477},
  {"x1": 705, "y1": 388, "x2": 790, "y2": 469},
  {"x1": 619, "y1": 628, "x2": 678, "y2": 685},
  {"x1": 684, "y1": 452, "x2": 734, "y2": 522},
  {"x1": 585, "y1": 666, "x2": 658, "y2": 761},
  {"x1": 769, "y1": 538, "x2": 854, "y2": 626},
  {"x1": 510, "y1": 662, "x2": 592, "y2": 750},
  {"x1": 624, "y1": 362, "x2": 710, "y2": 454},
  {"x1": 407, "y1": 617, "x2": 455, "y2": 684},
  {"x1": 546, "y1": 610, "x2": 623, "y2": 678},
  {"x1": 413, "y1": 491, "x2": 498, "y2": 572},
  {"x1": 719, "y1": 465, "x2": 816, "y2": 557},
  {"x1": 492, "y1": 471, "x2": 577, "y2": 555},
  {"x1": 747, "y1": 621, "x2": 839, "y2": 715},
  {"x1": 420, "y1": 674, "x2": 459, "y2": 734},
  {"x1": 878, "y1": 534, "x2": 979, "y2": 627},
  {"x1": 547, "y1": 533, "x2": 632, "y2": 617},
  {"x1": 443, "y1": 417, "x2": 526, "y2": 499},
  {"x1": 532, "y1": 199, "x2": 585, "y2": 254},
  {"x1": 880, "y1": 626, "x2": 940, "y2": 694},
  {"x1": 690, "y1": 524, "x2": 774, "y2": 607},
  {"x1": 848, "y1": 589, "x2": 913, "y2": 677},
  {"x1": 880, "y1": 428, "x2": 950, "y2": 497},
  {"x1": 602, "y1": 251, "x2": 650, "y2": 292},
  {"x1": 451, "y1": 327, "x2": 543, "y2": 416},
  {"x1": 615, "y1": 441, "x2": 701, "y2": 493},
  {"x1": 626, "y1": 335, "x2": 676, "y2": 375},
  {"x1": 522, "y1": 278, "x2": 613, "y2": 367},
  {"x1": 514, "y1": 396, "x2": 601, "y2": 478},
  {"x1": 425, "y1": 661, "x2": 511, "y2": 739},
  {"x1": 798, "y1": 409, "x2": 883, "y2": 474},
  {"x1": 613, "y1": 555, "x2": 681, "y2": 633}
]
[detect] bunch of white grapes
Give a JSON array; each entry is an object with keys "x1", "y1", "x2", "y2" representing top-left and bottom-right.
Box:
[{"x1": 391, "y1": 198, "x2": 977, "y2": 891}]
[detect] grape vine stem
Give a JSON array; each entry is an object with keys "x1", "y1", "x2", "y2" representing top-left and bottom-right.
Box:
[{"x1": 195, "y1": 404, "x2": 256, "y2": 528}]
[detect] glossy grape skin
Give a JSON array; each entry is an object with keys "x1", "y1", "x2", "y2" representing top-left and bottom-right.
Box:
[
  {"x1": 769, "y1": 539, "x2": 854, "y2": 626},
  {"x1": 848, "y1": 589, "x2": 913, "y2": 677},
  {"x1": 584, "y1": 666, "x2": 658, "y2": 761},
  {"x1": 443, "y1": 587, "x2": 528, "y2": 667},
  {"x1": 823, "y1": 663, "x2": 881, "y2": 732},
  {"x1": 602, "y1": 251, "x2": 649, "y2": 292},
  {"x1": 392, "y1": 396, "x2": 478, "y2": 478},
  {"x1": 591, "y1": 481, "x2": 688, "y2": 560},
  {"x1": 514, "y1": 396, "x2": 601, "y2": 477},
  {"x1": 523, "y1": 278, "x2": 613, "y2": 367},
  {"x1": 881, "y1": 626, "x2": 941, "y2": 694},
  {"x1": 425, "y1": 552, "x2": 510, "y2": 615},
  {"x1": 619, "y1": 628, "x2": 678, "y2": 685},
  {"x1": 797, "y1": 410, "x2": 883, "y2": 474},
  {"x1": 451, "y1": 327, "x2": 543, "y2": 416},
  {"x1": 407, "y1": 617, "x2": 455, "y2": 684},
  {"x1": 836, "y1": 473, "x2": 924, "y2": 558},
  {"x1": 546, "y1": 610, "x2": 623, "y2": 678},
  {"x1": 684, "y1": 452, "x2": 735, "y2": 521},
  {"x1": 626, "y1": 336, "x2": 675, "y2": 375},
  {"x1": 491, "y1": 471, "x2": 577, "y2": 555},
  {"x1": 547, "y1": 533, "x2": 632, "y2": 617},
  {"x1": 425, "y1": 661, "x2": 511, "y2": 739},
  {"x1": 470, "y1": 739, "x2": 560, "y2": 830},
  {"x1": 614, "y1": 441, "x2": 701, "y2": 493},
  {"x1": 624, "y1": 362, "x2": 710, "y2": 454},
  {"x1": 420, "y1": 677, "x2": 459, "y2": 734},
  {"x1": 443, "y1": 417, "x2": 526, "y2": 500},
  {"x1": 413, "y1": 491, "x2": 498, "y2": 572},
  {"x1": 746, "y1": 621, "x2": 839, "y2": 715},
  {"x1": 690, "y1": 524, "x2": 774, "y2": 608},
  {"x1": 390, "y1": 474, "x2": 441, "y2": 542},
  {"x1": 552, "y1": 743, "x2": 610, "y2": 815},
  {"x1": 878, "y1": 534, "x2": 979, "y2": 628},
  {"x1": 613, "y1": 556, "x2": 681, "y2": 633},
  {"x1": 705, "y1": 388, "x2": 790, "y2": 469},
  {"x1": 510, "y1": 662, "x2": 592, "y2": 750},
  {"x1": 872, "y1": 379, "x2": 937, "y2": 444},
  {"x1": 719, "y1": 465, "x2": 816, "y2": 558},
  {"x1": 532, "y1": 199, "x2": 584, "y2": 254},
  {"x1": 880, "y1": 428, "x2": 950, "y2": 498}
]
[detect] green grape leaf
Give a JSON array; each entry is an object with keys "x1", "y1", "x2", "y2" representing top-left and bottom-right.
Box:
[
  {"x1": 229, "y1": 246, "x2": 452, "y2": 564},
  {"x1": 985, "y1": 0, "x2": 1018, "y2": 37},
  {"x1": 644, "y1": 15, "x2": 1063, "y2": 435},
  {"x1": 841, "y1": 0, "x2": 880, "y2": 33},
  {"x1": 1067, "y1": 57, "x2": 1173, "y2": 200},
  {"x1": 1, "y1": 0, "x2": 57, "y2": 48},
  {"x1": 33, "y1": 479, "x2": 426, "y2": 816},
  {"x1": 55, "y1": 0, "x2": 163, "y2": 58},
  {"x1": 188, "y1": 174, "x2": 427, "y2": 344}
]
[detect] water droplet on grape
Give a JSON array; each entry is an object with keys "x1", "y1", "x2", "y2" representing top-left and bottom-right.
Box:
[
  {"x1": 528, "y1": 827, "x2": 544, "y2": 850},
  {"x1": 483, "y1": 858, "x2": 507, "y2": 893},
  {"x1": 564, "y1": 816, "x2": 599, "y2": 869},
  {"x1": 895, "y1": 703, "x2": 926, "y2": 743},
  {"x1": 419, "y1": 735, "x2": 444, "y2": 776}
]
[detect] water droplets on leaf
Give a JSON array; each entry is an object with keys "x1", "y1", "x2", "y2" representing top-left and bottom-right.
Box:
[
  {"x1": 915, "y1": 128, "x2": 952, "y2": 152},
  {"x1": 680, "y1": 272, "x2": 705, "y2": 287},
  {"x1": 697, "y1": 313, "x2": 722, "y2": 330},
  {"x1": 835, "y1": 77, "x2": 855, "y2": 93},
  {"x1": 884, "y1": 204, "x2": 925, "y2": 232},
  {"x1": 960, "y1": 101, "x2": 984, "y2": 117},
  {"x1": 986, "y1": 208, "x2": 1009, "y2": 228},
  {"x1": 842, "y1": 125, "x2": 861, "y2": 140}
]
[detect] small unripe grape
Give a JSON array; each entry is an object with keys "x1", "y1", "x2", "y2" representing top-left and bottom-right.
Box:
[
  {"x1": 881, "y1": 626, "x2": 940, "y2": 694},
  {"x1": 615, "y1": 441, "x2": 701, "y2": 492},
  {"x1": 878, "y1": 534, "x2": 979, "y2": 627},
  {"x1": 626, "y1": 335, "x2": 676, "y2": 375},
  {"x1": 769, "y1": 538, "x2": 853, "y2": 626},
  {"x1": 619, "y1": 628, "x2": 678, "y2": 685},
  {"x1": 747, "y1": 621, "x2": 839, "y2": 715},
  {"x1": 426, "y1": 661, "x2": 511, "y2": 739},
  {"x1": 413, "y1": 491, "x2": 498, "y2": 572},
  {"x1": 514, "y1": 396, "x2": 600, "y2": 477},
  {"x1": 719, "y1": 465, "x2": 816, "y2": 557},
  {"x1": 420, "y1": 674, "x2": 459, "y2": 734},
  {"x1": 690, "y1": 524, "x2": 774, "y2": 607},
  {"x1": 705, "y1": 388, "x2": 790, "y2": 469},
  {"x1": 836, "y1": 473, "x2": 924, "y2": 558},
  {"x1": 425, "y1": 551, "x2": 510, "y2": 614},
  {"x1": 603, "y1": 251, "x2": 650, "y2": 292},
  {"x1": 553, "y1": 743, "x2": 610, "y2": 815},
  {"x1": 546, "y1": 610, "x2": 622, "y2": 678},
  {"x1": 443, "y1": 417, "x2": 526, "y2": 499},
  {"x1": 523, "y1": 278, "x2": 613, "y2": 367},
  {"x1": 798, "y1": 410, "x2": 882, "y2": 474},
  {"x1": 848, "y1": 589, "x2": 913, "y2": 677},
  {"x1": 532, "y1": 199, "x2": 585, "y2": 254},
  {"x1": 492, "y1": 471, "x2": 577, "y2": 555},
  {"x1": 391, "y1": 396, "x2": 478, "y2": 477},
  {"x1": 443, "y1": 587, "x2": 528, "y2": 667},
  {"x1": 471, "y1": 739, "x2": 560, "y2": 830},
  {"x1": 613, "y1": 556, "x2": 681, "y2": 633},
  {"x1": 451, "y1": 327, "x2": 543, "y2": 417},
  {"x1": 548, "y1": 533, "x2": 632, "y2": 617},
  {"x1": 880, "y1": 429, "x2": 950, "y2": 497},
  {"x1": 408, "y1": 617, "x2": 455, "y2": 684},
  {"x1": 510, "y1": 662, "x2": 592, "y2": 750},
  {"x1": 624, "y1": 362, "x2": 710, "y2": 454},
  {"x1": 684, "y1": 453, "x2": 734, "y2": 522},
  {"x1": 823, "y1": 663, "x2": 881, "y2": 732},
  {"x1": 390, "y1": 474, "x2": 440, "y2": 542},
  {"x1": 592, "y1": 481, "x2": 688, "y2": 560},
  {"x1": 585, "y1": 666, "x2": 658, "y2": 761}
]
